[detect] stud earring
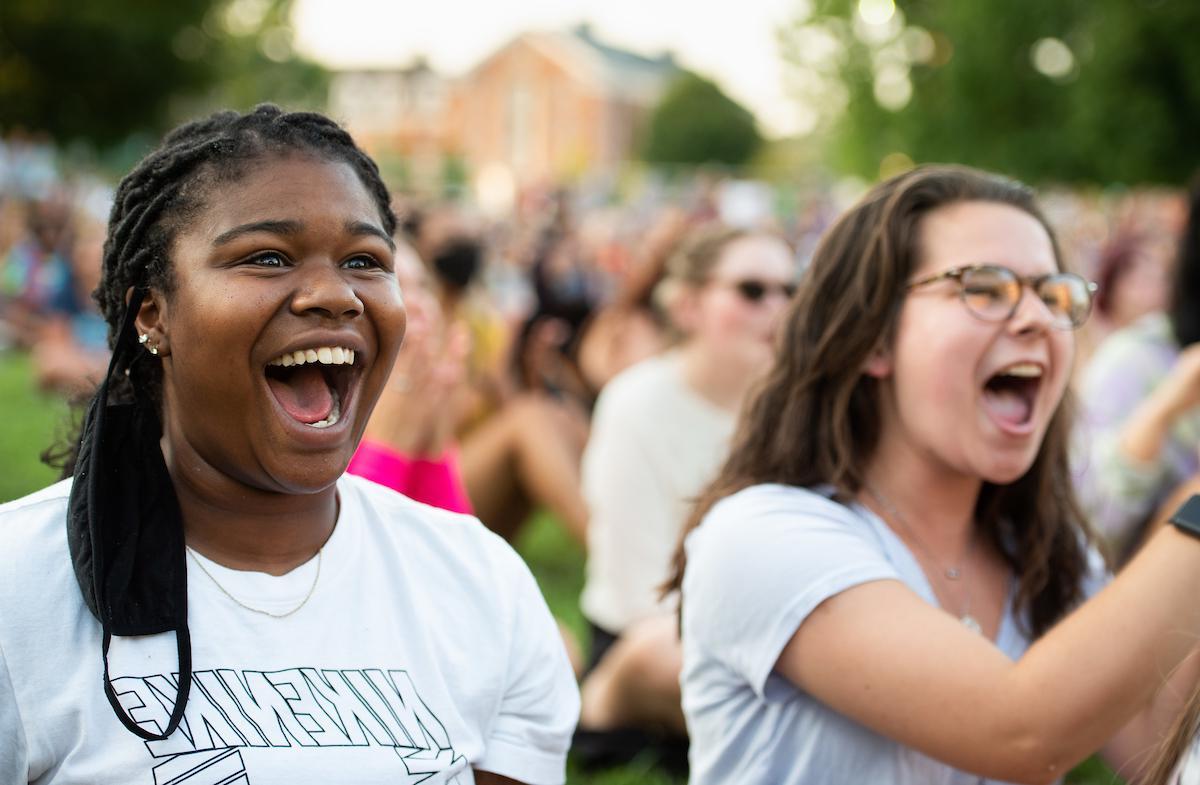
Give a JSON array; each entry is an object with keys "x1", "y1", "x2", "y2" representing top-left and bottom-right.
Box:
[{"x1": 140, "y1": 334, "x2": 160, "y2": 355}]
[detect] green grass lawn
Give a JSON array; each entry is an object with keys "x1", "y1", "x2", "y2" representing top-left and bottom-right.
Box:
[
  {"x1": 0, "y1": 351, "x2": 68, "y2": 503},
  {"x1": 514, "y1": 512, "x2": 684, "y2": 785},
  {"x1": 0, "y1": 351, "x2": 1123, "y2": 784}
]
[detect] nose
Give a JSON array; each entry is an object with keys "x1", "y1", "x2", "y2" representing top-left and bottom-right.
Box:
[
  {"x1": 1007, "y1": 283, "x2": 1055, "y2": 335},
  {"x1": 290, "y1": 261, "x2": 364, "y2": 320}
]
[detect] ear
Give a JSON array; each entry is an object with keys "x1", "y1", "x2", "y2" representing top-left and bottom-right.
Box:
[
  {"x1": 862, "y1": 344, "x2": 892, "y2": 379},
  {"x1": 131, "y1": 287, "x2": 171, "y2": 358}
]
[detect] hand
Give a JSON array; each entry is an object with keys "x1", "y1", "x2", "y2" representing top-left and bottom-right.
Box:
[
  {"x1": 1152, "y1": 342, "x2": 1200, "y2": 421},
  {"x1": 365, "y1": 314, "x2": 470, "y2": 457},
  {"x1": 1119, "y1": 342, "x2": 1200, "y2": 467}
]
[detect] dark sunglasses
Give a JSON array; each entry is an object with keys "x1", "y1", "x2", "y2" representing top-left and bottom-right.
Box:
[
  {"x1": 713, "y1": 278, "x2": 798, "y2": 303},
  {"x1": 907, "y1": 264, "x2": 1098, "y2": 330}
]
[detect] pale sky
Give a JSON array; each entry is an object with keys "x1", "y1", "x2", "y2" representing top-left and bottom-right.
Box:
[{"x1": 290, "y1": 0, "x2": 811, "y2": 138}]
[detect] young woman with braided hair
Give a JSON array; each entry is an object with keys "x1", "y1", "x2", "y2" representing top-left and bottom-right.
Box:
[
  {"x1": 0, "y1": 105, "x2": 577, "y2": 784},
  {"x1": 667, "y1": 165, "x2": 1200, "y2": 784}
]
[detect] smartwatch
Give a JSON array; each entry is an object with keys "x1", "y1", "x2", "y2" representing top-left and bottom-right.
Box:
[{"x1": 1169, "y1": 495, "x2": 1200, "y2": 540}]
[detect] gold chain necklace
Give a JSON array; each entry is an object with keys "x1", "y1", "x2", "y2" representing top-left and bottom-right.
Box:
[
  {"x1": 186, "y1": 547, "x2": 322, "y2": 619},
  {"x1": 865, "y1": 485, "x2": 982, "y2": 634}
]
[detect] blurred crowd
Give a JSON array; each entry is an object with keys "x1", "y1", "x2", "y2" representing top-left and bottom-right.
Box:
[{"x1": 0, "y1": 133, "x2": 113, "y2": 397}]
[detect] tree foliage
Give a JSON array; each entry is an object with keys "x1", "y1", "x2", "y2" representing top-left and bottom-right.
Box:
[
  {"x1": 642, "y1": 71, "x2": 763, "y2": 167},
  {"x1": 783, "y1": 0, "x2": 1200, "y2": 185},
  {"x1": 0, "y1": 0, "x2": 327, "y2": 150}
]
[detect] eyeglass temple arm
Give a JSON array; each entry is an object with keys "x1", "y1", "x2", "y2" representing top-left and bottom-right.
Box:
[{"x1": 906, "y1": 267, "x2": 965, "y2": 289}]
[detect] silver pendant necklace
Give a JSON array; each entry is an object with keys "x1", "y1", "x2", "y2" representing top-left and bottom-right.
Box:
[
  {"x1": 186, "y1": 547, "x2": 322, "y2": 619},
  {"x1": 865, "y1": 485, "x2": 981, "y2": 634}
]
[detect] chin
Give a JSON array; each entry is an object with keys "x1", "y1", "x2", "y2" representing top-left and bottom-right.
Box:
[
  {"x1": 977, "y1": 452, "x2": 1040, "y2": 486},
  {"x1": 263, "y1": 450, "x2": 354, "y2": 495}
]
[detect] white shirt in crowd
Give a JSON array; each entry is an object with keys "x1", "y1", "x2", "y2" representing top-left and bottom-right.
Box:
[{"x1": 580, "y1": 351, "x2": 735, "y2": 634}]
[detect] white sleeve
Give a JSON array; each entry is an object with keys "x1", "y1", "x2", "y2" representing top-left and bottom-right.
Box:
[
  {"x1": 1079, "y1": 543, "x2": 1113, "y2": 601},
  {"x1": 682, "y1": 492, "x2": 901, "y2": 697},
  {"x1": 0, "y1": 637, "x2": 29, "y2": 784},
  {"x1": 475, "y1": 552, "x2": 579, "y2": 785}
]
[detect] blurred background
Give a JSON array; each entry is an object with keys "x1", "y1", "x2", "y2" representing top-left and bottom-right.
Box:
[{"x1": 2, "y1": 1, "x2": 1196, "y2": 781}]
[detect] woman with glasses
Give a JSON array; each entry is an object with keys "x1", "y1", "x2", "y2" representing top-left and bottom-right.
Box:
[
  {"x1": 574, "y1": 224, "x2": 796, "y2": 766},
  {"x1": 663, "y1": 165, "x2": 1200, "y2": 784}
]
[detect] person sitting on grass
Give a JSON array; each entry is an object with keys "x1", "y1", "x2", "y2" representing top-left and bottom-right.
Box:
[{"x1": 575, "y1": 224, "x2": 796, "y2": 771}]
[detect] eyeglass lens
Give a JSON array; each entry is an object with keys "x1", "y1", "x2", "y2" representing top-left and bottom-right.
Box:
[{"x1": 959, "y1": 266, "x2": 1091, "y2": 328}]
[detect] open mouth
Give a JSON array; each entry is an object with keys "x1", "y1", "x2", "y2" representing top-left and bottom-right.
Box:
[
  {"x1": 981, "y1": 362, "x2": 1042, "y2": 429},
  {"x1": 264, "y1": 346, "x2": 357, "y2": 430}
]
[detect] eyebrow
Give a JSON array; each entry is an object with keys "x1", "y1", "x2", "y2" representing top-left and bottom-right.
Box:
[
  {"x1": 213, "y1": 220, "x2": 302, "y2": 246},
  {"x1": 346, "y1": 220, "x2": 396, "y2": 250},
  {"x1": 213, "y1": 219, "x2": 396, "y2": 250}
]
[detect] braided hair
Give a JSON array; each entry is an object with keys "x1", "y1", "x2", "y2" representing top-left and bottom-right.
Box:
[
  {"x1": 59, "y1": 107, "x2": 397, "y2": 742},
  {"x1": 57, "y1": 104, "x2": 395, "y2": 474}
]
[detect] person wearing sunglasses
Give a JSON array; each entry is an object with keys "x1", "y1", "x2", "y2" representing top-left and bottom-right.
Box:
[
  {"x1": 663, "y1": 165, "x2": 1200, "y2": 784},
  {"x1": 1075, "y1": 177, "x2": 1200, "y2": 560},
  {"x1": 573, "y1": 223, "x2": 796, "y2": 768}
]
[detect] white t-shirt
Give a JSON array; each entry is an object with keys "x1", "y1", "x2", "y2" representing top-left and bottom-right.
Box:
[
  {"x1": 1169, "y1": 732, "x2": 1200, "y2": 785},
  {"x1": 680, "y1": 483, "x2": 1108, "y2": 785},
  {"x1": 580, "y1": 351, "x2": 735, "y2": 633},
  {"x1": 0, "y1": 474, "x2": 579, "y2": 785}
]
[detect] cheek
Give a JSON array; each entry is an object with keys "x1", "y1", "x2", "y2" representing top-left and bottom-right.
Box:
[
  {"x1": 890, "y1": 316, "x2": 981, "y2": 425},
  {"x1": 168, "y1": 292, "x2": 258, "y2": 384},
  {"x1": 1047, "y1": 332, "x2": 1076, "y2": 401},
  {"x1": 367, "y1": 285, "x2": 408, "y2": 361},
  {"x1": 706, "y1": 297, "x2": 768, "y2": 339}
]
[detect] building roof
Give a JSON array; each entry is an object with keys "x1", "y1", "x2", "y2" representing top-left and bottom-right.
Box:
[{"x1": 469, "y1": 23, "x2": 680, "y2": 105}]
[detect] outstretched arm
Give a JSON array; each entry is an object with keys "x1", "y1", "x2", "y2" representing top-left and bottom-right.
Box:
[{"x1": 776, "y1": 525, "x2": 1200, "y2": 784}]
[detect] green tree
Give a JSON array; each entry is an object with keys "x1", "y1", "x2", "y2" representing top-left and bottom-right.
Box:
[
  {"x1": 642, "y1": 71, "x2": 763, "y2": 167},
  {"x1": 0, "y1": 0, "x2": 326, "y2": 150},
  {"x1": 782, "y1": 0, "x2": 1200, "y2": 185}
]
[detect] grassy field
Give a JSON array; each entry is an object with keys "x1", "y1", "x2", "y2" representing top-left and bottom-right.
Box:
[
  {"x1": 0, "y1": 350, "x2": 1120, "y2": 784},
  {"x1": 0, "y1": 351, "x2": 68, "y2": 503}
]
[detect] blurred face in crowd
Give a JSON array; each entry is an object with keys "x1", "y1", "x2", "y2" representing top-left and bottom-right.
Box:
[
  {"x1": 395, "y1": 242, "x2": 440, "y2": 341},
  {"x1": 1108, "y1": 247, "x2": 1171, "y2": 328},
  {"x1": 685, "y1": 233, "x2": 795, "y2": 374},
  {"x1": 868, "y1": 200, "x2": 1075, "y2": 484}
]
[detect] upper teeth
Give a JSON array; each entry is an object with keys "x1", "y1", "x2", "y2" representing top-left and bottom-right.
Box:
[
  {"x1": 1000, "y1": 362, "x2": 1042, "y2": 378},
  {"x1": 268, "y1": 346, "x2": 356, "y2": 367}
]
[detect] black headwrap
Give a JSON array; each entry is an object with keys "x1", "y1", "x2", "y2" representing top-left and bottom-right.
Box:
[{"x1": 66, "y1": 288, "x2": 192, "y2": 741}]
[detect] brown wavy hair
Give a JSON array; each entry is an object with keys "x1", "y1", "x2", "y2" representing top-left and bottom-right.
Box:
[
  {"x1": 1142, "y1": 686, "x2": 1200, "y2": 785},
  {"x1": 663, "y1": 164, "x2": 1094, "y2": 639}
]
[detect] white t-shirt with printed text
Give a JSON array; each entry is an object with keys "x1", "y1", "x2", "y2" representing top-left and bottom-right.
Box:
[{"x1": 0, "y1": 474, "x2": 579, "y2": 785}]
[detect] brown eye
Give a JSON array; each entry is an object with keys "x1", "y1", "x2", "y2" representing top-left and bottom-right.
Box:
[
  {"x1": 960, "y1": 266, "x2": 1019, "y2": 319},
  {"x1": 343, "y1": 255, "x2": 381, "y2": 271},
  {"x1": 249, "y1": 252, "x2": 287, "y2": 268}
]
